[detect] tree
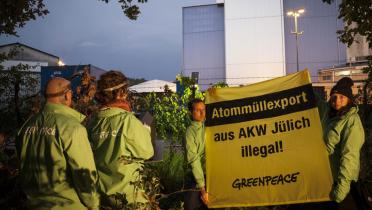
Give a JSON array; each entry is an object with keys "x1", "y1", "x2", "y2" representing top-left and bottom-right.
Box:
[
  {"x1": 128, "y1": 77, "x2": 147, "y2": 86},
  {"x1": 0, "y1": 0, "x2": 48, "y2": 36},
  {"x1": 322, "y1": 0, "x2": 372, "y2": 48},
  {"x1": 132, "y1": 87, "x2": 202, "y2": 145},
  {"x1": 132, "y1": 77, "x2": 203, "y2": 209},
  {"x1": 322, "y1": 0, "x2": 372, "y2": 114},
  {"x1": 0, "y1": 47, "x2": 39, "y2": 131},
  {"x1": 212, "y1": 81, "x2": 229, "y2": 88},
  {"x1": 0, "y1": 0, "x2": 148, "y2": 36},
  {"x1": 143, "y1": 86, "x2": 203, "y2": 143},
  {"x1": 322, "y1": 0, "x2": 372, "y2": 180},
  {"x1": 100, "y1": 0, "x2": 148, "y2": 20},
  {"x1": 0, "y1": 0, "x2": 149, "y2": 125}
]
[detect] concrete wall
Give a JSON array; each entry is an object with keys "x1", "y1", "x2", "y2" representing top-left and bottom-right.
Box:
[
  {"x1": 182, "y1": 0, "x2": 349, "y2": 86},
  {"x1": 224, "y1": 0, "x2": 286, "y2": 86},
  {"x1": 182, "y1": 4, "x2": 225, "y2": 89}
]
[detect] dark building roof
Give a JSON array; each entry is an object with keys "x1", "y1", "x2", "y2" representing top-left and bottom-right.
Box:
[{"x1": 0, "y1": 42, "x2": 59, "y2": 59}]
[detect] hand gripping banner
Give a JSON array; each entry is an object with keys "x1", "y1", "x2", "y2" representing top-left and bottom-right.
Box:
[{"x1": 205, "y1": 70, "x2": 333, "y2": 208}]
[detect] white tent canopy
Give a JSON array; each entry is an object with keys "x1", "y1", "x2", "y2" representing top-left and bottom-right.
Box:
[{"x1": 129, "y1": 79, "x2": 176, "y2": 93}]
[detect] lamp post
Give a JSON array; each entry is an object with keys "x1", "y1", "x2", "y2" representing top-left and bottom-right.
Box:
[
  {"x1": 191, "y1": 72, "x2": 199, "y2": 99},
  {"x1": 287, "y1": 9, "x2": 305, "y2": 72}
]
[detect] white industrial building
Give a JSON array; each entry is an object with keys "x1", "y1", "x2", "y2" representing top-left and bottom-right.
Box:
[
  {"x1": 0, "y1": 43, "x2": 61, "y2": 106},
  {"x1": 182, "y1": 0, "x2": 346, "y2": 88}
]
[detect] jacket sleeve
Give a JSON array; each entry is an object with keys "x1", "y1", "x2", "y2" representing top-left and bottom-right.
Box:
[
  {"x1": 124, "y1": 115, "x2": 154, "y2": 160},
  {"x1": 64, "y1": 126, "x2": 100, "y2": 210},
  {"x1": 332, "y1": 115, "x2": 365, "y2": 203},
  {"x1": 185, "y1": 128, "x2": 205, "y2": 188}
]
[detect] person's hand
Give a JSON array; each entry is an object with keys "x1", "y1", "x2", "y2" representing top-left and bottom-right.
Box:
[
  {"x1": 207, "y1": 87, "x2": 217, "y2": 96},
  {"x1": 200, "y1": 187, "x2": 209, "y2": 205}
]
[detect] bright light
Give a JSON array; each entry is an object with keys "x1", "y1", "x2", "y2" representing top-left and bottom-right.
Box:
[
  {"x1": 287, "y1": 9, "x2": 305, "y2": 17},
  {"x1": 58, "y1": 60, "x2": 65, "y2": 66},
  {"x1": 287, "y1": 8, "x2": 305, "y2": 72},
  {"x1": 335, "y1": 70, "x2": 350, "y2": 76}
]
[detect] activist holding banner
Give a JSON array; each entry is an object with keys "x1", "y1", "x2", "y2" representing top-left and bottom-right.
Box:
[
  {"x1": 204, "y1": 70, "x2": 334, "y2": 208},
  {"x1": 87, "y1": 71, "x2": 154, "y2": 209},
  {"x1": 184, "y1": 98, "x2": 209, "y2": 210},
  {"x1": 316, "y1": 77, "x2": 365, "y2": 209}
]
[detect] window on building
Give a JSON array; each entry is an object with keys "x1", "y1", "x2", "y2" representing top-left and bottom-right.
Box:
[
  {"x1": 351, "y1": 70, "x2": 363, "y2": 74},
  {"x1": 322, "y1": 75, "x2": 332, "y2": 81},
  {"x1": 335, "y1": 70, "x2": 350, "y2": 76}
]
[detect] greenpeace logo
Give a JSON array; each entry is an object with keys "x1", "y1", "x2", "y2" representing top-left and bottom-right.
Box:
[
  {"x1": 24, "y1": 125, "x2": 56, "y2": 136},
  {"x1": 232, "y1": 172, "x2": 300, "y2": 190},
  {"x1": 94, "y1": 130, "x2": 118, "y2": 139}
]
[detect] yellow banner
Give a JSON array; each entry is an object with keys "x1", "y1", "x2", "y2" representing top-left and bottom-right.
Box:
[{"x1": 205, "y1": 70, "x2": 333, "y2": 208}]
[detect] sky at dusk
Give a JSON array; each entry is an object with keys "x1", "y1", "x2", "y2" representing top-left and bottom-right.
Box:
[{"x1": 0, "y1": 0, "x2": 215, "y2": 81}]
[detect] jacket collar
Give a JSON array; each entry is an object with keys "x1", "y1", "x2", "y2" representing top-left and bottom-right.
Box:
[
  {"x1": 330, "y1": 106, "x2": 359, "y2": 120},
  {"x1": 101, "y1": 100, "x2": 131, "y2": 112},
  {"x1": 97, "y1": 107, "x2": 129, "y2": 118},
  {"x1": 342, "y1": 106, "x2": 359, "y2": 118},
  {"x1": 191, "y1": 121, "x2": 204, "y2": 128},
  {"x1": 44, "y1": 103, "x2": 86, "y2": 123}
]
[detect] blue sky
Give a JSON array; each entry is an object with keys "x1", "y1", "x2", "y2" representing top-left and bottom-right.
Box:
[{"x1": 0, "y1": 0, "x2": 215, "y2": 81}]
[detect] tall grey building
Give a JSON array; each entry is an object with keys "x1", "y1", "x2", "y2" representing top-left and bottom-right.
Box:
[{"x1": 182, "y1": 0, "x2": 346, "y2": 88}]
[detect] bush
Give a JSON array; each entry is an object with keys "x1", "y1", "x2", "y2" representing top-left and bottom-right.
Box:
[{"x1": 154, "y1": 149, "x2": 186, "y2": 210}]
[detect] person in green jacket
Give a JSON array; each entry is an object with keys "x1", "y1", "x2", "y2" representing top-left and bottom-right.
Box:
[
  {"x1": 87, "y1": 71, "x2": 154, "y2": 209},
  {"x1": 17, "y1": 77, "x2": 100, "y2": 210},
  {"x1": 184, "y1": 98, "x2": 209, "y2": 210},
  {"x1": 317, "y1": 77, "x2": 365, "y2": 209}
]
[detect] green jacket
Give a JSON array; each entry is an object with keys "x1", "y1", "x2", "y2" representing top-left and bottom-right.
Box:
[
  {"x1": 87, "y1": 107, "x2": 154, "y2": 204},
  {"x1": 185, "y1": 121, "x2": 206, "y2": 188},
  {"x1": 317, "y1": 98, "x2": 365, "y2": 203},
  {"x1": 17, "y1": 103, "x2": 100, "y2": 210}
]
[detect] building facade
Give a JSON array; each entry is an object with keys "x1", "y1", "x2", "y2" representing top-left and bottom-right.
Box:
[
  {"x1": 315, "y1": 64, "x2": 368, "y2": 101},
  {"x1": 315, "y1": 30, "x2": 371, "y2": 100},
  {"x1": 183, "y1": 4, "x2": 225, "y2": 88},
  {"x1": 182, "y1": 0, "x2": 347, "y2": 88},
  {"x1": 0, "y1": 43, "x2": 61, "y2": 106},
  {"x1": 0, "y1": 42, "x2": 60, "y2": 67}
]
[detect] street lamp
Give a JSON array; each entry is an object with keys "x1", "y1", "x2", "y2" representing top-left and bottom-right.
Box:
[
  {"x1": 58, "y1": 59, "x2": 65, "y2": 66},
  {"x1": 287, "y1": 8, "x2": 305, "y2": 72},
  {"x1": 191, "y1": 72, "x2": 199, "y2": 99}
]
